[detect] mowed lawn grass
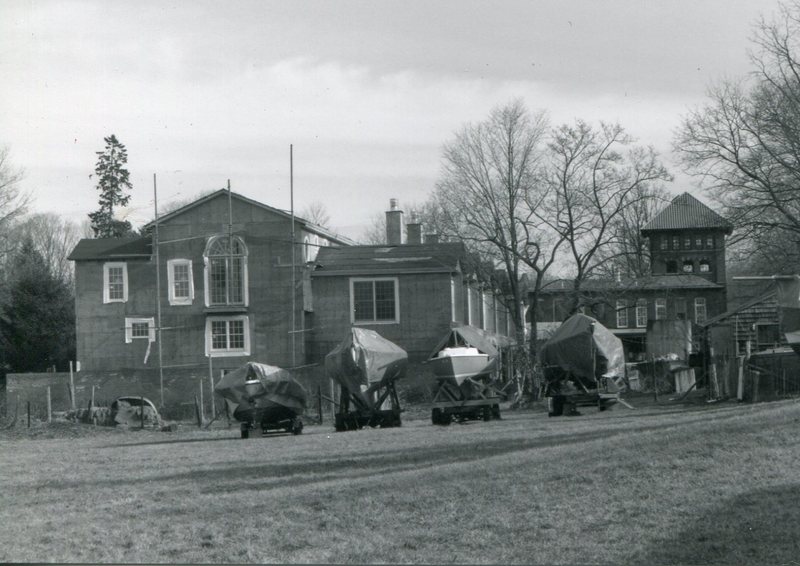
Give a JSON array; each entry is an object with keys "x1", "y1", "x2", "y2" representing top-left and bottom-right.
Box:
[{"x1": 2, "y1": 397, "x2": 800, "y2": 564}]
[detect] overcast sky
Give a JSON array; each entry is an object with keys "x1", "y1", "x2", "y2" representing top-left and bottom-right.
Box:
[{"x1": 2, "y1": 0, "x2": 783, "y2": 240}]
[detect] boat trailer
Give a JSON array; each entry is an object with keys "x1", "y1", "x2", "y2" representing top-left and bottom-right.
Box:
[
  {"x1": 334, "y1": 380, "x2": 403, "y2": 431},
  {"x1": 430, "y1": 376, "x2": 502, "y2": 425}
]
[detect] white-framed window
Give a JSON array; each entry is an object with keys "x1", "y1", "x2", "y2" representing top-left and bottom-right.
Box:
[
  {"x1": 694, "y1": 297, "x2": 707, "y2": 323},
  {"x1": 350, "y1": 277, "x2": 399, "y2": 324},
  {"x1": 167, "y1": 259, "x2": 194, "y2": 306},
  {"x1": 635, "y1": 299, "x2": 648, "y2": 328},
  {"x1": 655, "y1": 298, "x2": 667, "y2": 320},
  {"x1": 616, "y1": 300, "x2": 628, "y2": 328},
  {"x1": 672, "y1": 236, "x2": 680, "y2": 249},
  {"x1": 103, "y1": 262, "x2": 128, "y2": 304},
  {"x1": 125, "y1": 317, "x2": 155, "y2": 343},
  {"x1": 685, "y1": 236, "x2": 692, "y2": 249},
  {"x1": 683, "y1": 260, "x2": 694, "y2": 273},
  {"x1": 659, "y1": 236, "x2": 667, "y2": 250},
  {"x1": 699, "y1": 260, "x2": 711, "y2": 272},
  {"x1": 204, "y1": 235, "x2": 248, "y2": 307},
  {"x1": 205, "y1": 315, "x2": 250, "y2": 357},
  {"x1": 695, "y1": 236, "x2": 702, "y2": 248},
  {"x1": 450, "y1": 277, "x2": 456, "y2": 322},
  {"x1": 706, "y1": 235, "x2": 714, "y2": 248}
]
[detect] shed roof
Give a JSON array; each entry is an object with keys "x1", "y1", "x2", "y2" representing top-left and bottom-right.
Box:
[
  {"x1": 68, "y1": 237, "x2": 152, "y2": 261},
  {"x1": 539, "y1": 274, "x2": 723, "y2": 294},
  {"x1": 641, "y1": 192, "x2": 732, "y2": 233},
  {"x1": 313, "y1": 242, "x2": 467, "y2": 276}
]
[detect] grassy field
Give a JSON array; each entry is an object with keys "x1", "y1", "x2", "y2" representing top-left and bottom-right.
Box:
[{"x1": 1, "y1": 394, "x2": 799, "y2": 564}]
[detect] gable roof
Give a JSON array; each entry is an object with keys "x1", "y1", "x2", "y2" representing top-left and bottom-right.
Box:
[
  {"x1": 313, "y1": 242, "x2": 468, "y2": 276},
  {"x1": 68, "y1": 237, "x2": 152, "y2": 261},
  {"x1": 641, "y1": 192, "x2": 732, "y2": 234},
  {"x1": 145, "y1": 189, "x2": 357, "y2": 246}
]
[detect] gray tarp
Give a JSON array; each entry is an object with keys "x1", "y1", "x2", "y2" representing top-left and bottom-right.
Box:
[
  {"x1": 215, "y1": 362, "x2": 308, "y2": 413},
  {"x1": 540, "y1": 314, "x2": 625, "y2": 384},
  {"x1": 325, "y1": 328, "x2": 408, "y2": 397}
]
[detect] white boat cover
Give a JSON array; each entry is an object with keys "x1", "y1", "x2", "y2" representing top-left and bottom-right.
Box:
[
  {"x1": 215, "y1": 362, "x2": 308, "y2": 413},
  {"x1": 427, "y1": 324, "x2": 514, "y2": 361}
]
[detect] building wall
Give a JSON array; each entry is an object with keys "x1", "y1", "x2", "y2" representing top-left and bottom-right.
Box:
[
  {"x1": 312, "y1": 272, "x2": 457, "y2": 364},
  {"x1": 648, "y1": 229, "x2": 727, "y2": 285},
  {"x1": 74, "y1": 194, "x2": 330, "y2": 373},
  {"x1": 536, "y1": 288, "x2": 727, "y2": 330}
]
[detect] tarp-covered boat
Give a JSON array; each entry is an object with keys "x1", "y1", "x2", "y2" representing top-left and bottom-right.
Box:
[
  {"x1": 427, "y1": 325, "x2": 513, "y2": 424},
  {"x1": 215, "y1": 362, "x2": 308, "y2": 438},
  {"x1": 325, "y1": 328, "x2": 407, "y2": 430},
  {"x1": 426, "y1": 325, "x2": 505, "y2": 385},
  {"x1": 540, "y1": 314, "x2": 625, "y2": 415}
]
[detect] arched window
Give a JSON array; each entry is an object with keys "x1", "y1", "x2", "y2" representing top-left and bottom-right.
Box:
[
  {"x1": 683, "y1": 260, "x2": 694, "y2": 273},
  {"x1": 699, "y1": 259, "x2": 711, "y2": 272},
  {"x1": 204, "y1": 235, "x2": 248, "y2": 306}
]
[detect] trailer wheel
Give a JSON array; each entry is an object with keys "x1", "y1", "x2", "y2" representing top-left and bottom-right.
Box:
[
  {"x1": 548, "y1": 396, "x2": 564, "y2": 417},
  {"x1": 492, "y1": 404, "x2": 501, "y2": 420},
  {"x1": 482, "y1": 406, "x2": 492, "y2": 421},
  {"x1": 292, "y1": 418, "x2": 304, "y2": 435},
  {"x1": 431, "y1": 408, "x2": 442, "y2": 425},
  {"x1": 240, "y1": 423, "x2": 250, "y2": 439}
]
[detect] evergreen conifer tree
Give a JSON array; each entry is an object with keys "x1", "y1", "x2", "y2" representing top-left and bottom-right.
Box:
[{"x1": 88, "y1": 135, "x2": 133, "y2": 238}]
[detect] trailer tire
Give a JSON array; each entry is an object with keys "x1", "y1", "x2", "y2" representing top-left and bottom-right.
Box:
[
  {"x1": 292, "y1": 418, "x2": 304, "y2": 435},
  {"x1": 482, "y1": 406, "x2": 492, "y2": 421},
  {"x1": 240, "y1": 424, "x2": 250, "y2": 439},
  {"x1": 548, "y1": 396, "x2": 564, "y2": 417},
  {"x1": 432, "y1": 408, "x2": 442, "y2": 425},
  {"x1": 492, "y1": 404, "x2": 501, "y2": 420}
]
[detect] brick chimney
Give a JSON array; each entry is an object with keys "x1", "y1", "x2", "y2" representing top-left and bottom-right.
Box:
[
  {"x1": 385, "y1": 198, "x2": 403, "y2": 245},
  {"x1": 406, "y1": 218, "x2": 422, "y2": 245}
]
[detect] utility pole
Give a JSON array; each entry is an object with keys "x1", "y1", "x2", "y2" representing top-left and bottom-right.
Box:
[{"x1": 153, "y1": 173, "x2": 164, "y2": 407}]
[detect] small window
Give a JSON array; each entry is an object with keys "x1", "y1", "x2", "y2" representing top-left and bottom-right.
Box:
[
  {"x1": 672, "y1": 236, "x2": 680, "y2": 249},
  {"x1": 205, "y1": 315, "x2": 250, "y2": 357},
  {"x1": 706, "y1": 235, "x2": 714, "y2": 248},
  {"x1": 616, "y1": 300, "x2": 628, "y2": 328},
  {"x1": 167, "y1": 259, "x2": 194, "y2": 306},
  {"x1": 694, "y1": 297, "x2": 707, "y2": 323},
  {"x1": 635, "y1": 299, "x2": 647, "y2": 328},
  {"x1": 666, "y1": 260, "x2": 678, "y2": 274},
  {"x1": 683, "y1": 260, "x2": 694, "y2": 273},
  {"x1": 756, "y1": 323, "x2": 780, "y2": 350},
  {"x1": 699, "y1": 260, "x2": 711, "y2": 272},
  {"x1": 350, "y1": 278, "x2": 399, "y2": 324},
  {"x1": 660, "y1": 237, "x2": 667, "y2": 250},
  {"x1": 685, "y1": 236, "x2": 692, "y2": 249},
  {"x1": 103, "y1": 262, "x2": 128, "y2": 304},
  {"x1": 655, "y1": 298, "x2": 667, "y2": 320},
  {"x1": 125, "y1": 317, "x2": 155, "y2": 343},
  {"x1": 695, "y1": 236, "x2": 703, "y2": 248}
]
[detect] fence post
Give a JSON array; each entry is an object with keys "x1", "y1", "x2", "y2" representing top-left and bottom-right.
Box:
[
  {"x1": 318, "y1": 384, "x2": 323, "y2": 424},
  {"x1": 194, "y1": 395, "x2": 202, "y2": 428},
  {"x1": 329, "y1": 378, "x2": 336, "y2": 421},
  {"x1": 69, "y1": 361, "x2": 76, "y2": 411},
  {"x1": 47, "y1": 387, "x2": 52, "y2": 423},
  {"x1": 199, "y1": 381, "x2": 205, "y2": 425}
]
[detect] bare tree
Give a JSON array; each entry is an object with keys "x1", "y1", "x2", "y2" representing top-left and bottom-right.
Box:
[
  {"x1": 434, "y1": 99, "x2": 557, "y2": 347},
  {"x1": 675, "y1": 1, "x2": 800, "y2": 264},
  {"x1": 538, "y1": 120, "x2": 672, "y2": 314},
  {"x1": 12, "y1": 213, "x2": 83, "y2": 288},
  {"x1": 300, "y1": 201, "x2": 331, "y2": 229},
  {"x1": 0, "y1": 146, "x2": 30, "y2": 286},
  {"x1": 593, "y1": 184, "x2": 671, "y2": 279}
]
